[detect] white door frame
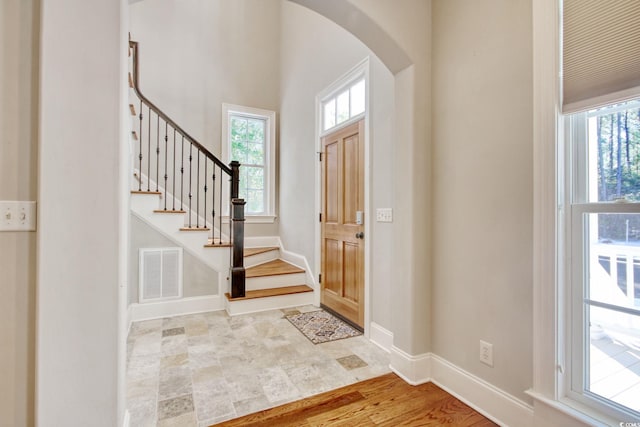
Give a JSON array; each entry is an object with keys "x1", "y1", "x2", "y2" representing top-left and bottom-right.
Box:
[{"x1": 314, "y1": 57, "x2": 371, "y2": 337}]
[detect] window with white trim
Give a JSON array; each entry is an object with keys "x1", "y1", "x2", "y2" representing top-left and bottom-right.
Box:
[
  {"x1": 322, "y1": 78, "x2": 365, "y2": 133},
  {"x1": 564, "y1": 99, "x2": 640, "y2": 420},
  {"x1": 222, "y1": 104, "x2": 276, "y2": 219}
]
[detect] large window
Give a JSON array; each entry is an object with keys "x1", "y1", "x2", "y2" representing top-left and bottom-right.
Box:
[
  {"x1": 222, "y1": 104, "x2": 276, "y2": 219},
  {"x1": 565, "y1": 99, "x2": 640, "y2": 420}
]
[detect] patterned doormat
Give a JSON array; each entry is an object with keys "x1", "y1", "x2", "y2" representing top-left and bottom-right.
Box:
[{"x1": 285, "y1": 310, "x2": 362, "y2": 344}]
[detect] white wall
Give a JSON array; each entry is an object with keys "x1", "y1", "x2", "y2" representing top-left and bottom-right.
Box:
[
  {"x1": 431, "y1": 0, "x2": 534, "y2": 404},
  {"x1": 129, "y1": 0, "x2": 281, "y2": 236},
  {"x1": 37, "y1": 0, "x2": 123, "y2": 424},
  {"x1": 0, "y1": 0, "x2": 38, "y2": 425},
  {"x1": 278, "y1": 1, "x2": 395, "y2": 330}
]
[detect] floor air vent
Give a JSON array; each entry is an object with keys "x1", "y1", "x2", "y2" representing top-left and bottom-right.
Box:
[{"x1": 139, "y1": 247, "x2": 183, "y2": 302}]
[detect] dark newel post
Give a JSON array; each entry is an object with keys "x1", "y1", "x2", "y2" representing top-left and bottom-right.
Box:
[
  {"x1": 230, "y1": 161, "x2": 240, "y2": 199},
  {"x1": 229, "y1": 161, "x2": 245, "y2": 298},
  {"x1": 231, "y1": 198, "x2": 246, "y2": 298}
]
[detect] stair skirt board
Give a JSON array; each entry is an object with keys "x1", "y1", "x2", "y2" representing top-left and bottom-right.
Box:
[{"x1": 224, "y1": 290, "x2": 315, "y2": 317}]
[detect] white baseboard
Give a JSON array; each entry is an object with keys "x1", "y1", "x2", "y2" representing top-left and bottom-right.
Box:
[
  {"x1": 430, "y1": 353, "x2": 534, "y2": 427},
  {"x1": 389, "y1": 346, "x2": 431, "y2": 385},
  {"x1": 278, "y1": 238, "x2": 316, "y2": 289},
  {"x1": 129, "y1": 295, "x2": 224, "y2": 322},
  {"x1": 369, "y1": 322, "x2": 393, "y2": 353}
]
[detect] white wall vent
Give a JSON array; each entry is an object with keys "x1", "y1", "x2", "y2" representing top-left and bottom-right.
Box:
[{"x1": 139, "y1": 247, "x2": 183, "y2": 303}]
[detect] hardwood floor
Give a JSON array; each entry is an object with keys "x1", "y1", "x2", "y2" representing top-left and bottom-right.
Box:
[{"x1": 213, "y1": 373, "x2": 497, "y2": 427}]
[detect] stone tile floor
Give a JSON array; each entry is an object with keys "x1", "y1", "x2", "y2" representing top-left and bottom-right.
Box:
[{"x1": 126, "y1": 306, "x2": 391, "y2": 426}]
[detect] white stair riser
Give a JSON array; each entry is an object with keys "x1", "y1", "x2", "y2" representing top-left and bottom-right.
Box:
[
  {"x1": 130, "y1": 193, "x2": 160, "y2": 212},
  {"x1": 149, "y1": 212, "x2": 186, "y2": 231},
  {"x1": 246, "y1": 272, "x2": 306, "y2": 291},
  {"x1": 244, "y1": 250, "x2": 280, "y2": 268},
  {"x1": 225, "y1": 291, "x2": 314, "y2": 316}
]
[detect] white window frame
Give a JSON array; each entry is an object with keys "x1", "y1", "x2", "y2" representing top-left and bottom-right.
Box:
[
  {"x1": 563, "y1": 105, "x2": 640, "y2": 422},
  {"x1": 221, "y1": 103, "x2": 276, "y2": 223}
]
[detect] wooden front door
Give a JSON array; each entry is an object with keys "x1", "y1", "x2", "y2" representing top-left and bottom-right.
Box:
[{"x1": 321, "y1": 120, "x2": 365, "y2": 328}]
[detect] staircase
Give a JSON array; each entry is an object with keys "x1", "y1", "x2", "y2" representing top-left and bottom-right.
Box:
[{"x1": 128, "y1": 39, "x2": 313, "y2": 316}]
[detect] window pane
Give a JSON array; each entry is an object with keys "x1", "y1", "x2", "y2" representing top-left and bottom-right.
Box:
[
  {"x1": 246, "y1": 142, "x2": 264, "y2": 166},
  {"x1": 588, "y1": 101, "x2": 640, "y2": 202},
  {"x1": 247, "y1": 119, "x2": 265, "y2": 142},
  {"x1": 587, "y1": 305, "x2": 640, "y2": 415},
  {"x1": 246, "y1": 166, "x2": 264, "y2": 190},
  {"x1": 336, "y1": 90, "x2": 349, "y2": 124},
  {"x1": 231, "y1": 117, "x2": 247, "y2": 142},
  {"x1": 350, "y1": 79, "x2": 365, "y2": 116},
  {"x1": 586, "y1": 213, "x2": 640, "y2": 308},
  {"x1": 324, "y1": 99, "x2": 336, "y2": 130},
  {"x1": 247, "y1": 190, "x2": 264, "y2": 214},
  {"x1": 231, "y1": 140, "x2": 247, "y2": 163}
]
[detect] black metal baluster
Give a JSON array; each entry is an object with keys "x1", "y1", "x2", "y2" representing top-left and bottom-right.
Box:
[
  {"x1": 138, "y1": 100, "x2": 143, "y2": 191},
  {"x1": 211, "y1": 167, "x2": 216, "y2": 241},
  {"x1": 146, "y1": 106, "x2": 151, "y2": 191},
  {"x1": 180, "y1": 136, "x2": 184, "y2": 211},
  {"x1": 219, "y1": 173, "x2": 223, "y2": 244},
  {"x1": 204, "y1": 160, "x2": 208, "y2": 231},
  {"x1": 188, "y1": 143, "x2": 193, "y2": 227},
  {"x1": 156, "y1": 114, "x2": 160, "y2": 193},
  {"x1": 163, "y1": 122, "x2": 168, "y2": 210},
  {"x1": 196, "y1": 151, "x2": 200, "y2": 228},
  {"x1": 172, "y1": 129, "x2": 176, "y2": 211}
]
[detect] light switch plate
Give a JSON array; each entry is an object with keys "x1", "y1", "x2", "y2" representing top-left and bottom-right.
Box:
[
  {"x1": 0, "y1": 201, "x2": 37, "y2": 231},
  {"x1": 376, "y1": 208, "x2": 393, "y2": 222}
]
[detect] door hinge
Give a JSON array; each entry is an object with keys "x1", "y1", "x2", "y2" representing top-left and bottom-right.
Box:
[
  {"x1": 318, "y1": 152, "x2": 323, "y2": 161},
  {"x1": 319, "y1": 213, "x2": 322, "y2": 222},
  {"x1": 319, "y1": 273, "x2": 322, "y2": 283}
]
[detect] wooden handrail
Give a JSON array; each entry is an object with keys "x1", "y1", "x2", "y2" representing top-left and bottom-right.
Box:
[{"x1": 129, "y1": 40, "x2": 232, "y2": 176}]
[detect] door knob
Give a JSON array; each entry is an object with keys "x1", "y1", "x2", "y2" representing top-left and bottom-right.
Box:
[{"x1": 355, "y1": 232, "x2": 364, "y2": 239}]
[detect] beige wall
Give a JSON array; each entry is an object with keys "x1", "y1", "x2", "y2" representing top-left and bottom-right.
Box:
[
  {"x1": 431, "y1": 0, "x2": 534, "y2": 403},
  {"x1": 37, "y1": 0, "x2": 123, "y2": 423},
  {"x1": 0, "y1": 0, "x2": 39, "y2": 425}
]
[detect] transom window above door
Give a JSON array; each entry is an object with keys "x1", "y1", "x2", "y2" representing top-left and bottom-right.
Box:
[{"x1": 322, "y1": 78, "x2": 365, "y2": 132}]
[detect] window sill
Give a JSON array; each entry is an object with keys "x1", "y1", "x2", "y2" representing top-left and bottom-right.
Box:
[
  {"x1": 221, "y1": 215, "x2": 277, "y2": 224},
  {"x1": 525, "y1": 390, "x2": 617, "y2": 427}
]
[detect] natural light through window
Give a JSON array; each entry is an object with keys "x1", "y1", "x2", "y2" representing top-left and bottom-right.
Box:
[
  {"x1": 322, "y1": 78, "x2": 365, "y2": 132},
  {"x1": 222, "y1": 104, "x2": 276, "y2": 220},
  {"x1": 566, "y1": 99, "x2": 640, "y2": 419}
]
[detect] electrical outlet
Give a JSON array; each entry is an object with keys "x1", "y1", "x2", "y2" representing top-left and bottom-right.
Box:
[
  {"x1": 376, "y1": 208, "x2": 393, "y2": 222},
  {"x1": 480, "y1": 340, "x2": 493, "y2": 367},
  {"x1": 0, "y1": 201, "x2": 37, "y2": 232}
]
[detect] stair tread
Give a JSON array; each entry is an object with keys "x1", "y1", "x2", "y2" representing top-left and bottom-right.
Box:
[
  {"x1": 246, "y1": 259, "x2": 305, "y2": 278},
  {"x1": 244, "y1": 247, "x2": 279, "y2": 257},
  {"x1": 204, "y1": 239, "x2": 232, "y2": 248},
  {"x1": 131, "y1": 190, "x2": 162, "y2": 195},
  {"x1": 180, "y1": 226, "x2": 210, "y2": 232},
  {"x1": 225, "y1": 285, "x2": 312, "y2": 301},
  {"x1": 153, "y1": 209, "x2": 187, "y2": 213}
]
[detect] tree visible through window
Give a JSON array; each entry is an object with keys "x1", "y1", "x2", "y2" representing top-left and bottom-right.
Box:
[
  {"x1": 566, "y1": 99, "x2": 640, "y2": 420},
  {"x1": 230, "y1": 114, "x2": 266, "y2": 214}
]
